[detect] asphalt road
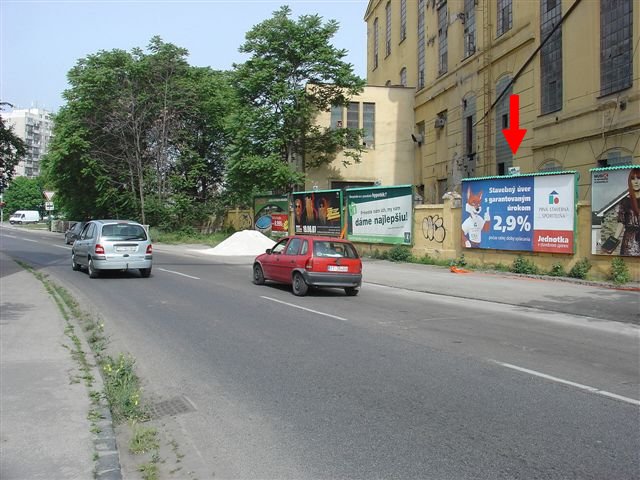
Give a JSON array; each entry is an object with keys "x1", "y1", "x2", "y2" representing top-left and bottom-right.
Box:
[{"x1": 1, "y1": 226, "x2": 639, "y2": 480}]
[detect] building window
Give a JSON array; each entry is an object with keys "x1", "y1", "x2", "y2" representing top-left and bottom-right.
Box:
[
  {"x1": 438, "y1": 2, "x2": 448, "y2": 75},
  {"x1": 373, "y1": 17, "x2": 379, "y2": 69},
  {"x1": 600, "y1": 0, "x2": 633, "y2": 96},
  {"x1": 495, "y1": 77, "x2": 513, "y2": 174},
  {"x1": 462, "y1": 95, "x2": 476, "y2": 177},
  {"x1": 385, "y1": 2, "x2": 392, "y2": 57},
  {"x1": 540, "y1": 0, "x2": 563, "y2": 114},
  {"x1": 363, "y1": 103, "x2": 375, "y2": 148},
  {"x1": 330, "y1": 104, "x2": 343, "y2": 129},
  {"x1": 347, "y1": 102, "x2": 360, "y2": 130},
  {"x1": 400, "y1": 0, "x2": 407, "y2": 41},
  {"x1": 400, "y1": 67, "x2": 407, "y2": 86},
  {"x1": 497, "y1": 0, "x2": 512, "y2": 37},
  {"x1": 418, "y1": 0, "x2": 426, "y2": 89},
  {"x1": 463, "y1": 0, "x2": 476, "y2": 58},
  {"x1": 539, "y1": 160, "x2": 562, "y2": 172},
  {"x1": 597, "y1": 149, "x2": 633, "y2": 167}
]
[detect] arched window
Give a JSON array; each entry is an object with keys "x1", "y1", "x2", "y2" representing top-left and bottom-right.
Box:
[
  {"x1": 400, "y1": 67, "x2": 407, "y2": 86},
  {"x1": 598, "y1": 148, "x2": 634, "y2": 167},
  {"x1": 538, "y1": 159, "x2": 562, "y2": 172}
]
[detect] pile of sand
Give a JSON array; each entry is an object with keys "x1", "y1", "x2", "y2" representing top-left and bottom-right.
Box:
[{"x1": 200, "y1": 230, "x2": 276, "y2": 256}]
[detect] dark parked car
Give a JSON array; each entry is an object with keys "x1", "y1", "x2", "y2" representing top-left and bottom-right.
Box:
[
  {"x1": 252, "y1": 235, "x2": 362, "y2": 296},
  {"x1": 64, "y1": 221, "x2": 86, "y2": 244},
  {"x1": 71, "y1": 219, "x2": 152, "y2": 278}
]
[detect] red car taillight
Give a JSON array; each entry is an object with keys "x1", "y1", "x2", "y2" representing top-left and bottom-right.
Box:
[
  {"x1": 305, "y1": 257, "x2": 314, "y2": 270},
  {"x1": 146, "y1": 244, "x2": 153, "y2": 254},
  {"x1": 95, "y1": 244, "x2": 105, "y2": 255}
]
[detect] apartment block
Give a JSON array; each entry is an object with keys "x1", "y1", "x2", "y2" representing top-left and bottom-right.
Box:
[{"x1": 2, "y1": 108, "x2": 54, "y2": 178}]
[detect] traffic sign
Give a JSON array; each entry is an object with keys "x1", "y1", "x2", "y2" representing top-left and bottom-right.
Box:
[{"x1": 45, "y1": 202, "x2": 54, "y2": 211}]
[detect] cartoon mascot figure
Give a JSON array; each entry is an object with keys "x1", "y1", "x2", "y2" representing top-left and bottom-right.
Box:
[{"x1": 462, "y1": 186, "x2": 491, "y2": 248}]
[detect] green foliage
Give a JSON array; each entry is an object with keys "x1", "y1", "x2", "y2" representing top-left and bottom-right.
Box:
[
  {"x1": 548, "y1": 262, "x2": 566, "y2": 277},
  {"x1": 101, "y1": 354, "x2": 147, "y2": 423},
  {"x1": 227, "y1": 6, "x2": 365, "y2": 199},
  {"x1": 511, "y1": 255, "x2": 539, "y2": 274},
  {"x1": 386, "y1": 245, "x2": 413, "y2": 262},
  {"x1": 3, "y1": 176, "x2": 44, "y2": 214},
  {"x1": 450, "y1": 254, "x2": 467, "y2": 267},
  {"x1": 43, "y1": 37, "x2": 236, "y2": 225},
  {"x1": 610, "y1": 257, "x2": 631, "y2": 285},
  {"x1": 129, "y1": 424, "x2": 159, "y2": 455},
  {"x1": 568, "y1": 258, "x2": 592, "y2": 279}
]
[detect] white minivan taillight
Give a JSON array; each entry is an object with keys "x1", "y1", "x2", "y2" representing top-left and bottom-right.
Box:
[
  {"x1": 146, "y1": 244, "x2": 153, "y2": 254},
  {"x1": 95, "y1": 244, "x2": 105, "y2": 255}
]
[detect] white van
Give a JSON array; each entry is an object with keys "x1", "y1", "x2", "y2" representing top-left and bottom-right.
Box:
[{"x1": 9, "y1": 210, "x2": 41, "y2": 224}]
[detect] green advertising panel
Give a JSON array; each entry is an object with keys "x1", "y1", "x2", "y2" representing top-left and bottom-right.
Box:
[
  {"x1": 345, "y1": 185, "x2": 413, "y2": 244},
  {"x1": 292, "y1": 189, "x2": 343, "y2": 236},
  {"x1": 253, "y1": 195, "x2": 289, "y2": 237}
]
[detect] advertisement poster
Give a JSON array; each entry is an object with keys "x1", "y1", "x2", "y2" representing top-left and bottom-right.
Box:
[
  {"x1": 461, "y1": 173, "x2": 576, "y2": 253},
  {"x1": 345, "y1": 185, "x2": 413, "y2": 245},
  {"x1": 292, "y1": 190, "x2": 342, "y2": 236},
  {"x1": 591, "y1": 166, "x2": 640, "y2": 256},
  {"x1": 253, "y1": 195, "x2": 289, "y2": 237}
]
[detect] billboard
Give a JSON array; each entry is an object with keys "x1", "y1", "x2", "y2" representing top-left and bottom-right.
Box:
[
  {"x1": 292, "y1": 189, "x2": 343, "y2": 236},
  {"x1": 591, "y1": 166, "x2": 640, "y2": 256},
  {"x1": 345, "y1": 185, "x2": 413, "y2": 245},
  {"x1": 253, "y1": 195, "x2": 289, "y2": 237},
  {"x1": 461, "y1": 173, "x2": 576, "y2": 253}
]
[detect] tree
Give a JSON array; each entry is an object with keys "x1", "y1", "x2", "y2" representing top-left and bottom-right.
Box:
[
  {"x1": 0, "y1": 102, "x2": 27, "y2": 194},
  {"x1": 41, "y1": 38, "x2": 235, "y2": 227},
  {"x1": 3, "y1": 176, "x2": 43, "y2": 214},
  {"x1": 227, "y1": 6, "x2": 366, "y2": 204}
]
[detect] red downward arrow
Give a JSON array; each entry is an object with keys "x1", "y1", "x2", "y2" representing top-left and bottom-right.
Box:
[{"x1": 502, "y1": 94, "x2": 527, "y2": 155}]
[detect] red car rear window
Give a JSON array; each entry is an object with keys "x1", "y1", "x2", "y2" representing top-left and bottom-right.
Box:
[{"x1": 313, "y1": 241, "x2": 359, "y2": 259}]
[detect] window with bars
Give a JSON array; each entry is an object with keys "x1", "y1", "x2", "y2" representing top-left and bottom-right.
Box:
[
  {"x1": 600, "y1": 0, "x2": 633, "y2": 96},
  {"x1": 495, "y1": 77, "x2": 513, "y2": 175},
  {"x1": 363, "y1": 103, "x2": 375, "y2": 148},
  {"x1": 463, "y1": 0, "x2": 476, "y2": 58},
  {"x1": 497, "y1": 0, "x2": 512, "y2": 37},
  {"x1": 400, "y1": 0, "x2": 407, "y2": 41},
  {"x1": 462, "y1": 95, "x2": 476, "y2": 177},
  {"x1": 330, "y1": 104, "x2": 343, "y2": 129},
  {"x1": 400, "y1": 67, "x2": 407, "y2": 86},
  {"x1": 418, "y1": 0, "x2": 426, "y2": 89},
  {"x1": 438, "y1": 2, "x2": 448, "y2": 75},
  {"x1": 373, "y1": 17, "x2": 379, "y2": 69},
  {"x1": 347, "y1": 102, "x2": 360, "y2": 130},
  {"x1": 540, "y1": 0, "x2": 563, "y2": 114},
  {"x1": 385, "y1": 2, "x2": 392, "y2": 57}
]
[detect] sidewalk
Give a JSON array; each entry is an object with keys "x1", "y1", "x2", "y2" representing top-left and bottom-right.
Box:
[{"x1": 0, "y1": 252, "x2": 95, "y2": 479}]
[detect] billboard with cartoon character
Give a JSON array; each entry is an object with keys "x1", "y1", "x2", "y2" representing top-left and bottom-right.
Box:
[{"x1": 461, "y1": 173, "x2": 576, "y2": 253}]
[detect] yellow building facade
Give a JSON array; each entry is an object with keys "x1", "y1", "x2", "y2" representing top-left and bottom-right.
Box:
[{"x1": 363, "y1": 0, "x2": 639, "y2": 202}]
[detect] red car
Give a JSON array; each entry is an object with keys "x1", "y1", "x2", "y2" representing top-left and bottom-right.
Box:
[{"x1": 252, "y1": 235, "x2": 362, "y2": 296}]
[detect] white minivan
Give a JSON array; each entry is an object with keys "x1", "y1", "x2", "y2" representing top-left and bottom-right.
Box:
[{"x1": 9, "y1": 210, "x2": 41, "y2": 224}]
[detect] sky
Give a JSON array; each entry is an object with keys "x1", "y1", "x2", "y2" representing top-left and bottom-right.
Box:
[{"x1": 1, "y1": 0, "x2": 368, "y2": 113}]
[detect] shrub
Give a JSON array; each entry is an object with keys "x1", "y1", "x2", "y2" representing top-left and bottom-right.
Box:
[
  {"x1": 450, "y1": 254, "x2": 467, "y2": 267},
  {"x1": 568, "y1": 258, "x2": 592, "y2": 279},
  {"x1": 610, "y1": 257, "x2": 631, "y2": 285},
  {"x1": 548, "y1": 263, "x2": 566, "y2": 277},
  {"x1": 511, "y1": 255, "x2": 539, "y2": 274},
  {"x1": 386, "y1": 245, "x2": 413, "y2": 262}
]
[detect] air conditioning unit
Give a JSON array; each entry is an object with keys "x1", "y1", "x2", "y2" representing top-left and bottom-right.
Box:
[{"x1": 434, "y1": 117, "x2": 446, "y2": 129}]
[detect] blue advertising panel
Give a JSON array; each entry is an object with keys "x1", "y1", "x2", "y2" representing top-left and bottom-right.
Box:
[{"x1": 461, "y1": 173, "x2": 576, "y2": 253}]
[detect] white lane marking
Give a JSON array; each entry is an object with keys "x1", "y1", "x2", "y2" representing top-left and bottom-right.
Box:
[
  {"x1": 1, "y1": 234, "x2": 18, "y2": 238},
  {"x1": 490, "y1": 359, "x2": 640, "y2": 407},
  {"x1": 158, "y1": 268, "x2": 200, "y2": 280},
  {"x1": 261, "y1": 296, "x2": 348, "y2": 322},
  {"x1": 22, "y1": 238, "x2": 38, "y2": 243}
]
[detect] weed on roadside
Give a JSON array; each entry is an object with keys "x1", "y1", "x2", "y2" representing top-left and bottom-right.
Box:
[
  {"x1": 568, "y1": 258, "x2": 592, "y2": 279},
  {"x1": 610, "y1": 257, "x2": 631, "y2": 285}
]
